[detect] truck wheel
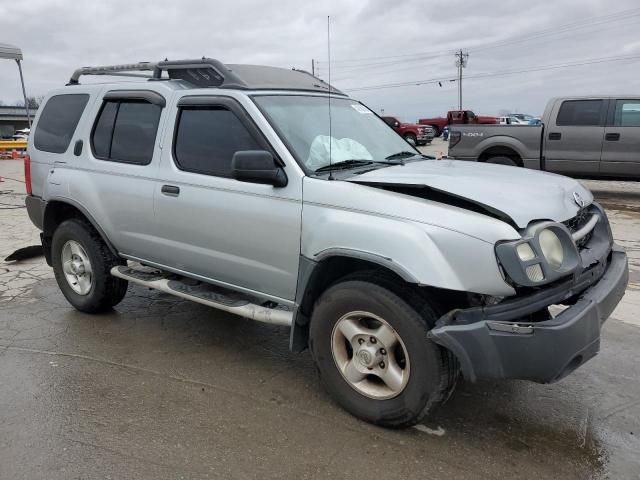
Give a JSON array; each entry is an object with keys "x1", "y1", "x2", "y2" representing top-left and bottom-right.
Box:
[
  {"x1": 51, "y1": 218, "x2": 128, "y2": 313},
  {"x1": 309, "y1": 279, "x2": 458, "y2": 428},
  {"x1": 403, "y1": 133, "x2": 417, "y2": 145},
  {"x1": 487, "y1": 156, "x2": 519, "y2": 167}
]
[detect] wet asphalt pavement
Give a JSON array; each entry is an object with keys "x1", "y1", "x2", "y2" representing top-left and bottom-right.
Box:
[{"x1": 1, "y1": 155, "x2": 639, "y2": 479}]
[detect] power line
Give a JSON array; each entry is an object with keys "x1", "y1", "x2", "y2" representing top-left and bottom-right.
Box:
[
  {"x1": 316, "y1": 7, "x2": 640, "y2": 73},
  {"x1": 344, "y1": 54, "x2": 640, "y2": 92},
  {"x1": 329, "y1": 17, "x2": 640, "y2": 81}
]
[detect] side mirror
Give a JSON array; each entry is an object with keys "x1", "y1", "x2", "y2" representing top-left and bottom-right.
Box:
[{"x1": 231, "y1": 150, "x2": 287, "y2": 188}]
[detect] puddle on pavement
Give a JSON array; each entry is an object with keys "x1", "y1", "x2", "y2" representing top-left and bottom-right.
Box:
[{"x1": 413, "y1": 381, "x2": 610, "y2": 478}]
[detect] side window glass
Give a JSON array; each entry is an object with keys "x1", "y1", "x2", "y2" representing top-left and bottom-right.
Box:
[
  {"x1": 91, "y1": 99, "x2": 162, "y2": 165},
  {"x1": 614, "y1": 100, "x2": 640, "y2": 127},
  {"x1": 34, "y1": 94, "x2": 89, "y2": 153},
  {"x1": 92, "y1": 101, "x2": 118, "y2": 158},
  {"x1": 173, "y1": 106, "x2": 261, "y2": 177},
  {"x1": 556, "y1": 100, "x2": 603, "y2": 126}
]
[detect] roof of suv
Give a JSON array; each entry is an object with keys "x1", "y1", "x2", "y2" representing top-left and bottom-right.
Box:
[{"x1": 67, "y1": 57, "x2": 345, "y2": 96}]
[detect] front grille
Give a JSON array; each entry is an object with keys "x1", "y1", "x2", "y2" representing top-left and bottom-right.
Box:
[{"x1": 563, "y1": 207, "x2": 594, "y2": 249}]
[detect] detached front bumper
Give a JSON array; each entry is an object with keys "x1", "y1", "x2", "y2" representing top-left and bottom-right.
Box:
[{"x1": 429, "y1": 245, "x2": 628, "y2": 383}]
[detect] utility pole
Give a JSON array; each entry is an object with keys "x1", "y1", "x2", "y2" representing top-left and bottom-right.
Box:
[
  {"x1": 455, "y1": 50, "x2": 469, "y2": 111},
  {"x1": 311, "y1": 59, "x2": 315, "y2": 76}
]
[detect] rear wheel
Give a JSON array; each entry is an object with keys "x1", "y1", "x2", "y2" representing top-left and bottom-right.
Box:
[
  {"x1": 403, "y1": 133, "x2": 417, "y2": 146},
  {"x1": 309, "y1": 279, "x2": 458, "y2": 428},
  {"x1": 486, "y1": 155, "x2": 519, "y2": 167},
  {"x1": 52, "y1": 218, "x2": 128, "y2": 313}
]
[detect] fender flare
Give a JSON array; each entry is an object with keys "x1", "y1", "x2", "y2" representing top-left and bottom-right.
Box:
[
  {"x1": 43, "y1": 196, "x2": 119, "y2": 257},
  {"x1": 289, "y1": 249, "x2": 420, "y2": 352}
]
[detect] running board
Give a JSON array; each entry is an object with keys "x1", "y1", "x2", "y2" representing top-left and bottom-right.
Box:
[{"x1": 110, "y1": 265, "x2": 292, "y2": 326}]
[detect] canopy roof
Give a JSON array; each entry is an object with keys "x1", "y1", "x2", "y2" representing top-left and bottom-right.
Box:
[{"x1": 0, "y1": 43, "x2": 23, "y2": 61}]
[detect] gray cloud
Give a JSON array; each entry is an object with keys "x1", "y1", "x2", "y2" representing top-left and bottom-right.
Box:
[{"x1": 1, "y1": 0, "x2": 638, "y2": 119}]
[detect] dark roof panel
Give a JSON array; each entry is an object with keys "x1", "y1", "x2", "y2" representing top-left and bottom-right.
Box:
[{"x1": 225, "y1": 64, "x2": 344, "y2": 95}]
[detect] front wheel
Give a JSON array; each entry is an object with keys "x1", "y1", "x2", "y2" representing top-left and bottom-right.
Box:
[
  {"x1": 403, "y1": 133, "x2": 417, "y2": 145},
  {"x1": 52, "y1": 218, "x2": 128, "y2": 313},
  {"x1": 309, "y1": 279, "x2": 458, "y2": 428}
]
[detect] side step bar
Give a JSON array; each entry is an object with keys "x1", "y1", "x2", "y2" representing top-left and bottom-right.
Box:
[{"x1": 111, "y1": 266, "x2": 293, "y2": 326}]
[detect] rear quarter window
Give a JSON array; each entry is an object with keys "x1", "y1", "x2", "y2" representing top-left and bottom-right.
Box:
[{"x1": 34, "y1": 94, "x2": 90, "y2": 153}]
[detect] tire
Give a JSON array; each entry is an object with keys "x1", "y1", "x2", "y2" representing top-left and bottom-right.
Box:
[
  {"x1": 403, "y1": 133, "x2": 417, "y2": 145},
  {"x1": 309, "y1": 278, "x2": 458, "y2": 428},
  {"x1": 52, "y1": 218, "x2": 128, "y2": 313},
  {"x1": 486, "y1": 155, "x2": 519, "y2": 167}
]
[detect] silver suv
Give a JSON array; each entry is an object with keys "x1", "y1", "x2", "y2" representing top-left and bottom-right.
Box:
[{"x1": 24, "y1": 58, "x2": 628, "y2": 428}]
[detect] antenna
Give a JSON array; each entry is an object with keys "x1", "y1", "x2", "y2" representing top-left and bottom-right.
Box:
[{"x1": 327, "y1": 16, "x2": 334, "y2": 180}]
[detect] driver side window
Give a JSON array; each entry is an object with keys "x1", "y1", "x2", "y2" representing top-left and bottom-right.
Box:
[{"x1": 173, "y1": 106, "x2": 261, "y2": 178}]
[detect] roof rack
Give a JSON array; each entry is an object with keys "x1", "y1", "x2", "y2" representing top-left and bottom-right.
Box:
[
  {"x1": 68, "y1": 58, "x2": 245, "y2": 87},
  {"x1": 67, "y1": 57, "x2": 345, "y2": 95}
]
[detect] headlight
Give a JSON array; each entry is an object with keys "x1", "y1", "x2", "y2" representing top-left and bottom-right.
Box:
[
  {"x1": 495, "y1": 222, "x2": 580, "y2": 287},
  {"x1": 539, "y1": 229, "x2": 563, "y2": 268}
]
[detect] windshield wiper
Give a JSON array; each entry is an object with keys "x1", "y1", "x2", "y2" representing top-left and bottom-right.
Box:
[
  {"x1": 314, "y1": 159, "x2": 374, "y2": 173},
  {"x1": 385, "y1": 151, "x2": 431, "y2": 161},
  {"x1": 314, "y1": 157, "x2": 413, "y2": 174}
]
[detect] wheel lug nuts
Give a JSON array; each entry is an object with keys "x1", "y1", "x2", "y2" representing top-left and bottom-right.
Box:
[
  {"x1": 379, "y1": 361, "x2": 385, "y2": 368},
  {"x1": 370, "y1": 337, "x2": 377, "y2": 344},
  {"x1": 380, "y1": 348, "x2": 386, "y2": 355},
  {"x1": 358, "y1": 338, "x2": 365, "y2": 345}
]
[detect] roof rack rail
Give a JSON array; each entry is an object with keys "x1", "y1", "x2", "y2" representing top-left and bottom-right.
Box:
[
  {"x1": 67, "y1": 58, "x2": 247, "y2": 88},
  {"x1": 68, "y1": 62, "x2": 158, "y2": 85},
  {"x1": 66, "y1": 57, "x2": 344, "y2": 95}
]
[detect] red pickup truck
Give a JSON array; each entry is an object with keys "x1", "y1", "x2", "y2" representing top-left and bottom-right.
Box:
[
  {"x1": 381, "y1": 116, "x2": 434, "y2": 146},
  {"x1": 418, "y1": 110, "x2": 497, "y2": 137}
]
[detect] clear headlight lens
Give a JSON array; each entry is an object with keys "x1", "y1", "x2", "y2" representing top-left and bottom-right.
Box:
[
  {"x1": 539, "y1": 229, "x2": 564, "y2": 268},
  {"x1": 516, "y1": 242, "x2": 535, "y2": 261}
]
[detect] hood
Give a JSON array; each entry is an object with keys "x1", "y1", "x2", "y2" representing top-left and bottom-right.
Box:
[{"x1": 347, "y1": 159, "x2": 592, "y2": 228}]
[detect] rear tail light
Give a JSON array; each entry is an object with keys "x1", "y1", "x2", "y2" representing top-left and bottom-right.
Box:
[
  {"x1": 449, "y1": 131, "x2": 462, "y2": 148},
  {"x1": 24, "y1": 154, "x2": 32, "y2": 195}
]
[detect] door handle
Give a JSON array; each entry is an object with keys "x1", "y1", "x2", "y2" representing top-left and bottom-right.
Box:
[
  {"x1": 548, "y1": 132, "x2": 562, "y2": 140},
  {"x1": 161, "y1": 185, "x2": 180, "y2": 196},
  {"x1": 605, "y1": 132, "x2": 620, "y2": 141}
]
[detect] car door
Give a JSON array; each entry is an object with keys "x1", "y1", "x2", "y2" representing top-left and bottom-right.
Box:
[
  {"x1": 151, "y1": 94, "x2": 303, "y2": 303},
  {"x1": 600, "y1": 98, "x2": 640, "y2": 177},
  {"x1": 67, "y1": 89, "x2": 168, "y2": 257},
  {"x1": 543, "y1": 98, "x2": 606, "y2": 176}
]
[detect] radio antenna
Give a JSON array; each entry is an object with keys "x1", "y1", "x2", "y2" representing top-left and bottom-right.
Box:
[{"x1": 327, "y1": 15, "x2": 334, "y2": 180}]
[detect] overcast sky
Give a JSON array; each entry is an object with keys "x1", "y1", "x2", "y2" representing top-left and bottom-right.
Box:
[{"x1": 1, "y1": 0, "x2": 640, "y2": 120}]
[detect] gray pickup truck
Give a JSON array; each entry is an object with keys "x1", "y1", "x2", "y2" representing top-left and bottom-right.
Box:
[{"x1": 448, "y1": 96, "x2": 640, "y2": 178}]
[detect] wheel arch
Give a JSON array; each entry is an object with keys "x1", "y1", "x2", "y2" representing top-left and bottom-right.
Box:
[
  {"x1": 289, "y1": 251, "x2": 468, "y2": 353},
  {"x1": 477, "y1": 143, "x2": 524, "y2": 167},
  {"x1": 42, "y1": 199, "x2": 118, "y2": 265}
]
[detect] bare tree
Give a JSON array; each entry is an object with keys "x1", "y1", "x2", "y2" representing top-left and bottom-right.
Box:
[{"x1": 16, "y1": 95, "x2": 44, "y2": 109}]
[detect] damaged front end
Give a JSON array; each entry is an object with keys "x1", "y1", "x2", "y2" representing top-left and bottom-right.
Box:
[{"x1": 428, "y1": 203, "x2": 628, "y2": 384}]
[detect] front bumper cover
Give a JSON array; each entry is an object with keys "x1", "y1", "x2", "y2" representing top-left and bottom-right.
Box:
[{"x1": 428, "y1": 245, "x2": 628, "y2": 383}]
